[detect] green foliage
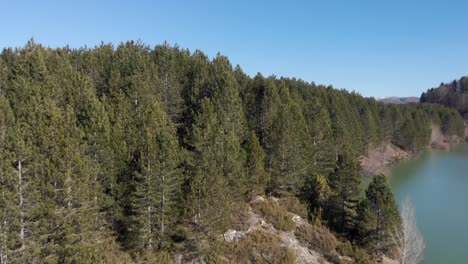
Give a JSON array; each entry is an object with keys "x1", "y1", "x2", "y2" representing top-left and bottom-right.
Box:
[
  {"x1": 244, "y1": 131, "x2": 269, "y2": 193},
  {"x1": 186, "y1": 98, "x2": 231, "y2": 235},
  {"x1": 337, "y1": 241, "x2": 376, "y2": 264},
  {"x1": 302, "y1": 173, "x2": 332, "y2": 221},
  {"x1": 421, "y1": 77, "x2": 468, "y2": 118},
  {"x1": 326, "y1": 151, "x2": 361, "y2": 237},
  {"x1": 0, "y1": 40, "x2": 463, "y2": 262},
  {"x1": 356, "y1": 175, "x2": 402, "y2": 257},
  {"x1": 218, "y1": 230, "x2": 296, "y2": 264}
]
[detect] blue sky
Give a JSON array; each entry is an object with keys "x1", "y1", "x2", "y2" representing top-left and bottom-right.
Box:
[{"x1": 1, "y1": 0, "x2": 468, "y2": 97}]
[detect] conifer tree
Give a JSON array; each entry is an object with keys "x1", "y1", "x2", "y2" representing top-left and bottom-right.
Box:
[
  {"x1": 128, "y1": 100, "x2": 182, "y2": 253},
  {"x1": 0, "y1": 97, "x2": 18, "y2": 263},
  {"x1": 153, "y1": 43, "x2": 184, "y2": 124},
  {"x1": 208, "y1": 55, "x2": 247, "y2": 196},
  {"x1": 265, "y1": 81, "x2": 310, "y2": 195},
  {"x1": 357, "y1": 175, "x2": 402, "y2": 257},
  {"x1": 326, "y1": 150, "x2": 361, "y2": 237},
  {"x1": 244, "y1": 131, "x2": 269, "y2": 194},
  {"x1": 187, "y1": 98, "x2": 230, "y2": 235}
]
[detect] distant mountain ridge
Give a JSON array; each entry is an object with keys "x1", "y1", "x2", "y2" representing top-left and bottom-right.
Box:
[
  {"x1": 420, "y1": 76, "x2": 468, "y2": 117},
  {"x1": 378, "y1": 96, "x2": 419, "y2": 104}
]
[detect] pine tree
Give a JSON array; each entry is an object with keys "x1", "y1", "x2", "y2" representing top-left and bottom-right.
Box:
[
  {"x1": 128, "y1": 100, "x2": 182, "y2": 253},
  {"x1": 265, "y1": 81, "x2": 310, "y2": 195},
  {"x1": 244, "y1": 131, "x2": 269, "y2": 194},
  {"x1": 187, "y1": 98, "x2": 230, "y2": 236},
  {"x1": 357, "y1": 175, "x2": 402, "y2": 257},
  {"x1": 153, "y1": 43, "x2": 184, "y2": 124},
  {"x1": 326, "y1": 150, "x2": 361, "y2": 237},
  {"x1": 208, "y1": 55, "x2": 247, "y2": 196},
  {"x1": 0, "y1": 97, "x2": 18, "y2": 263}
]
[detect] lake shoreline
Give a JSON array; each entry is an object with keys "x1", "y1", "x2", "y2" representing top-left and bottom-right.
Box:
[{"x1": 360, "y1": 124, "x2": 465, "y2": 177}]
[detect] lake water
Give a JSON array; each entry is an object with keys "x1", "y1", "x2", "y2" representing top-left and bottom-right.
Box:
[{"x1": 386, "y1": 143, "x2": 468, "y2": 264}]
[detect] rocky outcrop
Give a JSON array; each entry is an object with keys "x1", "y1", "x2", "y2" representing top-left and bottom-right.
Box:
[
  {"x1": 222, "y1": 198, "x2": 330, "y2": 264},
  {"x1": 359, "y1": 143, "x2": 411, "y2": 176}
]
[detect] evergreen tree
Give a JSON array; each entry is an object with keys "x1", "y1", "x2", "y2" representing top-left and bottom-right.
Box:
[
  {"x1": 152, "y1": 43, "x2": 184, "y2": 124},
  {"x1": 0, "y1": 40, "x2": 464, "y2": 262},
  {"x1": 357, "y1": 175, "x2": 402, "y2": 257},
  {"x1": 326, "y1": 150, "x2": 361, "y2": 237},
  {"x1": 264, "y1": 81, "x2": 311, "y2": 195},
  {"x1": 187, "y1": 98, "x2": 230, "y2": 236},
  {"x1": 128, "y1": 100, "x2": 182, "y2": 253},
  {"x1": 244, "y1": 131, "x2": 269, "y2": 194}
]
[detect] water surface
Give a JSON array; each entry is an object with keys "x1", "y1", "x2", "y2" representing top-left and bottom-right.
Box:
[{"x1": 386, "y1": 143, "x2": 468, "y2": 264}]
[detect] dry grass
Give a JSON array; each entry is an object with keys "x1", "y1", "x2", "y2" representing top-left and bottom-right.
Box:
[
  {"x1": 136, "y1": 251, "x2": 174, "y2": 264},
  {"x1": 229, "y1": 204, "x2": 252, "y2": 231},
  {"x1": 278, "y1": 196, "x2": 309, "y2": 219},
  {"x1": 218, "y1": 229, "x2": 296, "y2": 264},
  {"x1": 337, "y1": 241, "x2": 376, "y2": 264},
  {"x1": 251, "y1": 198, "x2": 295, "y2": 231},
  {"x1": 294, "y1": 222, "x2": 338, "y2": 255}
]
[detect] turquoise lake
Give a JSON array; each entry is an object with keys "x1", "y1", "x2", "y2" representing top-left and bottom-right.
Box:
[{"x1": 384, "y1": 143, "x2": 468, "y2": 264}]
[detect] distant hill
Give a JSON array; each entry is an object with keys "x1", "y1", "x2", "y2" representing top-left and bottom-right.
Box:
[
  {"x1": 420, "y1": 76, "x2": 468, "y2": 117},
  {"x1": 379, "y1": 96, "x2": 419, "y2": 104}
]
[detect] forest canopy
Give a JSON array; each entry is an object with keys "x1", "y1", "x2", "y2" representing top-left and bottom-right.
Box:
[{"x1": 0, "y1": 40, "x2": 463, "y2": 263}]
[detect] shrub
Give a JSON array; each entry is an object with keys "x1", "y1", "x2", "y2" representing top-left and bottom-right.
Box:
[
  {"x1": 278, "y1": 196, "x2": 309, "y2": 218},
  {"x1": 136, "y1": 251, "x2": 174, "y2": 264},
  {"x1": 337, "y1": 241, "x2": 376, "y2": 264},
  {"x1": 230, "y1": 204, "x2": 251, "y2": 231},
  {"x1": 324, "y1": 252, "x2": 342, "y2": 264},
  {"x1": 251, "y1": 198, "x2": 295, "y2": 231},
  {"x1": 218, "y1": 229, "x2": 296, "y2": 264},
  {"x1": 294, "y1": 222, "x2": 338, "y2": 254}
]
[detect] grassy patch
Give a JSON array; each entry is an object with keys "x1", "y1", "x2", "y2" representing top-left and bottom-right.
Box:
[
  {"x1": 251, "y1": 198, "x2": 295, "y2": 231},
  {"x1": 218, "y1": 229, "x2": 296, "y2": 264},
  {"x1": 337, "y1": 241, "x2": 376, "y2": 264},
  {"x1": 294, "y1": 222, "x2": 337, "y2": 255},
  {"x1": 278, "y1": 196, "x2": 309, "y2": 219}
]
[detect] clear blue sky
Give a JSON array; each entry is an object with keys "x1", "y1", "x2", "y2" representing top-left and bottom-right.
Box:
[{"x1": 1, "y1": 0, "x2": 468, "y2": 97}]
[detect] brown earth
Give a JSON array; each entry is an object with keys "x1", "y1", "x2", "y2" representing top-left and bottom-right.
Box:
[
  {"x1": 430, "y1": 124, "x2": 451, "y2": 150},
  {"x1": 360, "y1": 124, "x2": 460, "y2": 176},
  {"x1": 465, "y1": 120, "x2": 468, "y2": 141},
  {"x1": 359, "y1": 143, "x2": 411, "y2": 176}
]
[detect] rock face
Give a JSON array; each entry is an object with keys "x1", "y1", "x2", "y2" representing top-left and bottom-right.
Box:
[
  {"x1": 222, "y1": 198, "x2": 330, "y2": 264},
  {"x1": 359, "y1": 143, "x2": 411, "y2": 176},
  {"x1": 279, "y1": 230, "x2": 326, "y2": 264}
]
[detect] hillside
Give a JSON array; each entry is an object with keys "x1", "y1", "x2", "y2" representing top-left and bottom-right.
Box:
[
  {"x1": 0, "y1": 40, "x2": 463, "y2": 263},
  {"x1": 420, "y1": 76, "x2": 468, "y2": 117},
  {"x1": 378, "y1": 97, "x2": 419, "y2": 104}
]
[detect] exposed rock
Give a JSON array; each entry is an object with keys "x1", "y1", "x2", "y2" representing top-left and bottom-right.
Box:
[
  {"x1": 381, "y1": 255, "x2": 399, "y2": 264},
  {"x1": 292, "y1": 215, "x2": 303, "y2": 226},
  {"x1": 280, "y1": 231, "x2": 329, "y2": 264},
  {"x1": 359, "y1": 143, "x2": 411, "y2": 176},
  {"x1": 339, "y1": 255, "x2": 353, "y2": 263},
  {"x1": 223, "y1": 229, "x2": 245, "y2": 242},
  {"x1": 223, "y1": 197, "x2": 330, "y2": 264}
]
